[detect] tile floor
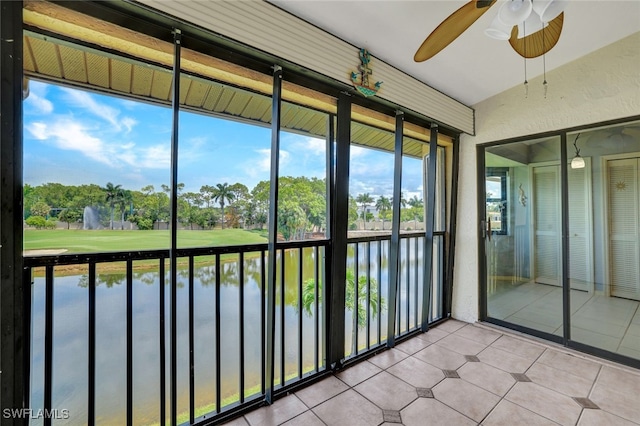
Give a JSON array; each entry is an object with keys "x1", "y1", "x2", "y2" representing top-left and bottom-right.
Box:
[
  {"x1": 223, "y1": 320, "x2": 640, "y2": 426},
  {"x1": 488, "y1": 281, "x2": 640, "y2": 358}
]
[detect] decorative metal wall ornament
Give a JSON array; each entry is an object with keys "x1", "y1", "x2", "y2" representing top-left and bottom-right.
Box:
[
  {"x1": 351, "y1": 48, "x2": 383, "y2": 97},
  {"x1": 518, "y1": 183, "x2": 527, "y2": 206},
  {"x1": 616, "y1": 181, "x2": 627, "y2": 191}
]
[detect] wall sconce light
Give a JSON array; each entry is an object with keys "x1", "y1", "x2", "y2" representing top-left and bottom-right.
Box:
[{"x1": 571, "y1": 133, "x2": 585, "y2": 169}]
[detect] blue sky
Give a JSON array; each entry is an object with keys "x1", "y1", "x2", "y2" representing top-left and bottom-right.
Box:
[{"x1": 23, "y1": 80, "x2": 423, "y2": 199}]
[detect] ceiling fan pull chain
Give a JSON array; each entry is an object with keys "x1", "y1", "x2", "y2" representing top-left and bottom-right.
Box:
[
  {"x1": 523, "y1": 20, "x2": 528, "y2": 98},
  {"x1": 542, "y1": 23, "x2": 548, "y2": 98}
]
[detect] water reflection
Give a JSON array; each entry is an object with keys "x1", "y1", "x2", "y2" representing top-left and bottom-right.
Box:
[{"x1": 30, "y1": 241, "x2": 425, "y2": 425}]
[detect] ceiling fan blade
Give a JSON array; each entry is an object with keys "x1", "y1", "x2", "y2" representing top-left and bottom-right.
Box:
[
  {"x1": 509, "y1": 12, "x2": 564, "y2": 58},
  {"x1": 414, "y1": 0, "x2": 496, "y2": 62}
]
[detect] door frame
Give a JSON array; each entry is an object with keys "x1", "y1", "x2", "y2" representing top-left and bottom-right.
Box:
[{"x1": 601, "y1": 151, "x2": 640, "y2": 298}]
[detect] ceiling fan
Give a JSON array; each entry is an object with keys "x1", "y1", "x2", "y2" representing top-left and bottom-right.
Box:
[{"x1": 414, "y1": 0, "x2": 567, "y2": 62}]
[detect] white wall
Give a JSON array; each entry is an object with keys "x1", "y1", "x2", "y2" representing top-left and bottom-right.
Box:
[{"x1": 452, "y1": 32, "x2": 640, "y2": 323}]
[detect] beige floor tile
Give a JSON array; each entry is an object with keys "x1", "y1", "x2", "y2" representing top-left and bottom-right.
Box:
[
  {"x1": 490, "y1": 335, "x2": 545, "y2": 361},
  {"x1": 312, "y1": 389, "x2": 383, "y2": 426},
  {"x1": 505, "y1": 382, "x2": 582, "y2": 426},
  {"x1": 570, "y1": 326, "x2": 621, "y2": 352},
  {"x1": 433, "y1": 378, "x2": 500, "y2": 422},
  {"x1": 245, "y1": 394, "x2": 308, "y2": 426},
  {"x1": 368, "y1": 348, "x2": 409, "y2": 369},
  {"x1": 482, "y1": 400, "x2": 559, "y2": 426},
  {"x1": 577, "y1": 408, "x2": 638, "y2": 426},
  {"x1": 416, "y1": 327, "x2": 449, "y2": 343},
  {"x1": 478, "y1": 346, "x2": 534, "y2": 373},
  {"x1": 413, "y1": 343, "x2": 467, "y2": 370},
  {"x1": 572, "y1": 315, "x2": 628, "y2": 338},
  {"x1": 395, "y1": 336, "x2": 432, "y2": 355},
  {"x1": 435, "y1": 333, "x2": 488, "y2": 355},
  {"x1": 620, "y1": 332, "x2": 640, "y2": 351},
  {"x1": 457, "y1": 361, "x2": 516, "y2": 396},
  {"x1": 294, "y1": 376, "x2": 348, "y2": 408},
  {"x1": 280, "y1": 410, "x2": 325, "y2": 426},
  {"x1": 617, "y1": 345, "x2": 640, "y2": 360},
  {"x1": 335, "y1": 360, "x2": 381, "y2": 387},
  {"x1": 401, "y1": 397, "x2": 476, "y2": 426},
  {"x1": 387, "y1": 355, "x2": 445, "y2": 388},
  {"x1": 434, "y1": 319, "x2": 467, "y2": 333},
  {"x1": 503, "y1": 315, "x2": 559, "y2": 334},
  {"x1": 590, "y1": 366, "x2": 640, "y2": 424},
  {"x1": 526, "y1": 362, "x2": 595, "y2": 397},
  {"x1": 536, "y1": 349, "x2": 601, "y2": 382},
  {"x1": 354, "y1": 370, "x2": 417, "y2": 410},
  {"x1": 454, "y1": 324, "x2": 502, "y2": 345}
]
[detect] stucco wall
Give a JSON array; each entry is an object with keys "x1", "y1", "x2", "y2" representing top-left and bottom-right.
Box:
[{"x1": 452, "y1": 32, "x2": 640, "y2": 323}]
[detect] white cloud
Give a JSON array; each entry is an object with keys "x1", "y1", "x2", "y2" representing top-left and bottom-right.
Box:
[
  {"x1": 26, "y1": 117, "x2": 170, "y2": 170},
  {"x1": 62, "y1": 88, "x2": 136, "y2": 133},
  {"x1": 25, "y1": 92, "x2": 54, "y2": 115},
  {"x1": 241, "y1": 148, "x2": 291, "y2": 179},
  {"x1": 26, "y1": 119, "x2": 114, "y2": 166}
]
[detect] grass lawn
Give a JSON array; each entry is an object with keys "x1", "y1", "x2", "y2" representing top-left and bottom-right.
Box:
[{"x1": 24, "y1": 228, "x2": 268, "y2": 254}]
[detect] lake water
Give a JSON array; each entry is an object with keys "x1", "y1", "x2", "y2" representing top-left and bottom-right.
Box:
[{"x1": 28, "y1": 241, "x2": 425, "y2": 425}]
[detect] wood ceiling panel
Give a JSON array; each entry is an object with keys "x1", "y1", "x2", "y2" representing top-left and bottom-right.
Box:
[
  {"x1": 85, "y1": 52, "x2": 110, "y2": 88},
  {"x1": 243, "y1": 97, "x2": 271, "y2": 122},
  {"x1": 202, "y1": 85, "x2": 224, "y2": 111},
  {"x1": 184, "y1": 80, "x2": 210, "y2": 108},
  {"x1": 57, "y1": 44, "x2": 87, "y2": 82},
  {"x1": 150, "y1": 70, "x2": 172, "y2": 100},
  {"x1": 28, "y1": 37, "x2": 63, "y2": 78},
  {"x1": 23, "y1": 37, "x2": 36, "y2": 72},
  {"x1": 131, "y1": 65, "x2": 154, "y2": 97},
  {"x1": 109, "y1": 59, "x2": 132, "y2": 92}
]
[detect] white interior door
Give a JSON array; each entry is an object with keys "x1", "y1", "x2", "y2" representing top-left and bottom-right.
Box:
[
  {"x1": 607, "y1": 158, "x2": 640, "y2": 300},
  {"x1": 531, "y1": 163, "x2": 594, "y2": 291},
  {"x1": 568, "y1": 159, "x2": 593, "y2": 292},
  {"x1": 532, "y1": 165, "x2": 561, "y2": 285}
]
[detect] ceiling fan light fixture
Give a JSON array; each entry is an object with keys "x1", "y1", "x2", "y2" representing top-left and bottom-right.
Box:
[
  {"x1": 531, "y1": 0, "x2": 568, "y2": 22},
  {"x1": 498, "y1": 0, "x2": 533, "y2": 26},
  {"x1": 516, "y1": 12, "x2": 547, "y2": 39},
  {"x1": 571, "y1": 156, "x2": 586, "y2": 169},
  {"x1": 485, "y1": 14, "x2": 513, "y2": 40}
]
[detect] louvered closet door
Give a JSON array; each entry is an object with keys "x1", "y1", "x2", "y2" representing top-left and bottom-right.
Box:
[
  {"x1": 608, "y1": 158, "x2": 640, "y2": 300},
  {"x1": 568, "y1": 160, "x2": 592, "y2": 292},
  {"x1": 533, "y1": 165, "x2": 561, "y2": 286}
]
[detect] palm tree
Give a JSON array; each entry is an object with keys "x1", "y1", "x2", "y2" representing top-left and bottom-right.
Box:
[
  {"x1": 355, "y1": 193, "x2": 374, "y2": 229},
  {"x1": 102, "y1": 182, "x2": 122, "y2": 230},
  {"x1": 408, "y1": 195, "x2": 423, "y2": 209},
  {"x1": 212, "y1": 182, "x2": 236, "y2": 229},
  {"x1": 302, "y1": 269, "x2": 384, "y2": 328},
  {"x1": 375, "y1": 195, "x2": 391, "y2": 228},
  {"x1": 117, "y1": 189, "x2": 133, "y2": 229}
]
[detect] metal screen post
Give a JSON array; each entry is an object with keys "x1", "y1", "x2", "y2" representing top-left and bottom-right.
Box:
[
  {"x1": 169, "y1": 28, "x2": 182, "y2": 426},
  {"x1": 265, "y1": 65, "x2": 283, "y2": 404},
  {"x1": 327, "y1": 93, "x2": 351, "y2": 367},
  {"x1": 0, "y1": 2, "x2": 27, "y2": 424},
  {"x1": 421, "y1": 125, "x2": 439, "y2": 331},
  {"x1": 386, "y1": 111, "x2": 404, "y2": 347}
]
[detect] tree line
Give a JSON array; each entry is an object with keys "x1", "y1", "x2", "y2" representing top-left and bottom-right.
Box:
[{"x1": 24, "y1": 179, "x2": 424, "y2": 239}]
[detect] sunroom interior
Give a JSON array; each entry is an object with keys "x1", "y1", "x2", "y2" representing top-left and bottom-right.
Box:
[{"x1": 1, "y1": 0, "x2": 639, "y2": 425}]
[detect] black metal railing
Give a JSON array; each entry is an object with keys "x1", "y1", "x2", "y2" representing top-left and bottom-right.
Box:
[
  {"x1": 23, "y1": 232, "x2": 445, "y2": 425},
  {"x1": 24, "y1": 240, "x2": 328, "y2": 426},
  {"x1": 344, "y1": 231, "x2": 446, "y2": 359}
]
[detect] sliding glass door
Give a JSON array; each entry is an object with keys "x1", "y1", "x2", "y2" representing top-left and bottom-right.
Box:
[
  {"x1": 480, "y1": 121, "x2": 640, "y2": 367},
  {"x1": 483, "y1": 137, "x2": 564, "y2": 338}
]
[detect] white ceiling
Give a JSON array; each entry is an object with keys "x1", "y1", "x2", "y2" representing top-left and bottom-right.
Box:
[{"x1": 270, "y1": 1, "x2": 640, "y2": 106}]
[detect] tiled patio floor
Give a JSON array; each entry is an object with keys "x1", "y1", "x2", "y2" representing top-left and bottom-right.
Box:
[{"x1": 224, "y1": 320, "x2": 640, "y2": 426}]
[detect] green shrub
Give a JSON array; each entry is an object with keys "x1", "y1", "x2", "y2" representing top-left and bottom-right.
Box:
[{"x1": 26, "y1": 215, "x2": 47, "y2": 229}]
